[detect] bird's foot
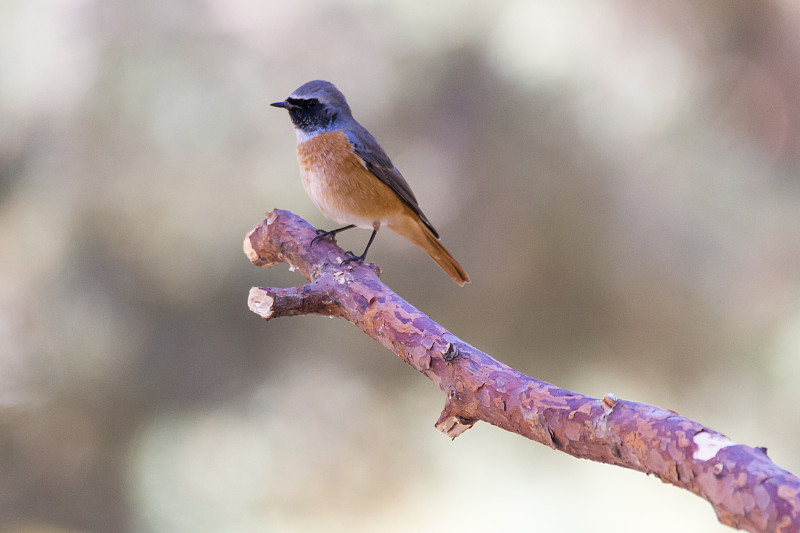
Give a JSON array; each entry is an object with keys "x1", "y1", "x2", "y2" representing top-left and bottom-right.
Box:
[
  {"x1": 311, "y1": 229, "x2": 336, "y2": 246},
  {"x1": 341, "y1": 251, "x2": 366, "y2": 265},
  {"x1": 311, "y1": 224, "x2": 356, "y2": 246}
]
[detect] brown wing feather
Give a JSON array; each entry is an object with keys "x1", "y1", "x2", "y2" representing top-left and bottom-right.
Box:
[{"x1": 345, "y1": 128, "x2": 440, "y2": 239}]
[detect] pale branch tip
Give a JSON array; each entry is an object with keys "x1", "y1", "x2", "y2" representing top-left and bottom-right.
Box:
[
  {"x1": 247, "y1": 287, "x2": 274, "y2": 319},
  {"x1": 245, "y1": 208, "x2": 800, "y2": 533}
]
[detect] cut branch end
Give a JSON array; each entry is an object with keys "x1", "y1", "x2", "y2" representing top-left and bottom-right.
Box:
[{"x1": 248, "y1": 287, "x2": 274, "y2": 319}]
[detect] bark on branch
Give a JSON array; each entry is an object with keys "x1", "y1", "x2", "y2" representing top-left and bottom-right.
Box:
[{"x1": 245, "y1": 209, "x2": 800, "y2": 533}]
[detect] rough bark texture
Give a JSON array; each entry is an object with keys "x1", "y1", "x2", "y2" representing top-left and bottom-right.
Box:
[{"x1": 245, "y1": 209, "x2": 800, "y2": 533}]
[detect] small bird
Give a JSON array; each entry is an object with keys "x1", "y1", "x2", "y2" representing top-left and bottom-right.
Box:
[{"x1": 271, "y1": 80, "x2": 469, "y2": 286}]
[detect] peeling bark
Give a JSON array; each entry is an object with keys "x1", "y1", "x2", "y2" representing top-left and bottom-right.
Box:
[{"x1": 245, "y1": 209, "x2": 800, "y2": 533}]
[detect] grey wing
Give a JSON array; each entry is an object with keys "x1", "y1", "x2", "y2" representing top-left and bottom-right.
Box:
[{"x1": 345, "y1": 127, "x2": 440, "y2": 238}]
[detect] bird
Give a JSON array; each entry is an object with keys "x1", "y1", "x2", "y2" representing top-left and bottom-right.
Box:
[{"x1": 271, "y1": 80, "x2": 470, "y2": 286}]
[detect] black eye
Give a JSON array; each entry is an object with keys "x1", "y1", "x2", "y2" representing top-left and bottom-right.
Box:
[{"x1": 306, "y1": 99, "x2": 319, "y2": 108}]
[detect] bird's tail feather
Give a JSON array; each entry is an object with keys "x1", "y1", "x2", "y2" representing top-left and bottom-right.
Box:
[{"x1": 389, "y1": 216, "x2": 470, "y2": 286}]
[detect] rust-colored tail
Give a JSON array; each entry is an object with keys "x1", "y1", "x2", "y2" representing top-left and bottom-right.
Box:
[{"x1": 389, "y1": 215, "x2": 470, "y2": 286}]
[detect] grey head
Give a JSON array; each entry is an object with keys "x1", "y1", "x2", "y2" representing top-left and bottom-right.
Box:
[{"x1": 271, "y1": 80, "x2": 354, "y2": 134}]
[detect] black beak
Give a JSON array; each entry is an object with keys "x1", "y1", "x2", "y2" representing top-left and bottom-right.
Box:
[{"x1": 270, "y1": 100, "x2": 296, "y2": 109}]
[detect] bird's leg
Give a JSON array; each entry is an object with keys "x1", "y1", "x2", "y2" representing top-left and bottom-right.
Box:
[
  {"x1": 342, "y1": 228, "x2": 378, "y2": 264},
  {"x1": 311, "y1": 224, "x2": 356, "y2": 245}
]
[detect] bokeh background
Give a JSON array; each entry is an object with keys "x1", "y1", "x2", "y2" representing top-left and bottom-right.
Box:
[{"x1": 2, "y1": 0, "x2": 800, "y2": 531}]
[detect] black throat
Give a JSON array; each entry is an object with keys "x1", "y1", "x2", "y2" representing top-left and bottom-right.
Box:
[{"x1": 287, "y1": 98, "x2": 334, "y2": 133}]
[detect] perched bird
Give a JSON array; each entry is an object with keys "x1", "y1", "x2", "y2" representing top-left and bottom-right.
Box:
[{"x1": 271, "y1": 80, "x2": 469, "y2": 286}]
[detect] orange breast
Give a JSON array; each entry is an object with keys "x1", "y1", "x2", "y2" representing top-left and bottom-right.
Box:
[{"x1": 296, "y1": 130, "x2": 404, "y2": 228}]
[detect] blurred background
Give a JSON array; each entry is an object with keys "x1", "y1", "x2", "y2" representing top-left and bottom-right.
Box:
[{"x1": 2, "y1": 0, "x2": 800, "y2": 531}]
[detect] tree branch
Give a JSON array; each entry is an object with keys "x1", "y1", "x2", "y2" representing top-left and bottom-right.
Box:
[{"x1": 245, "y1": 209, "x2": 800, "y2": 533}]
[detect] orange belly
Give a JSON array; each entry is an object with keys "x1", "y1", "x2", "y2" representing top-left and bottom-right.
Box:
[{"x1": 296, "y1": 130, "x2": 404, "y2": 229}]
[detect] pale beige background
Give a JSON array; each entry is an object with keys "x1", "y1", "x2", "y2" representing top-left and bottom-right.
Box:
[{"x1": 2, "y1": 1, "x2": 800, "y2": 531}]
